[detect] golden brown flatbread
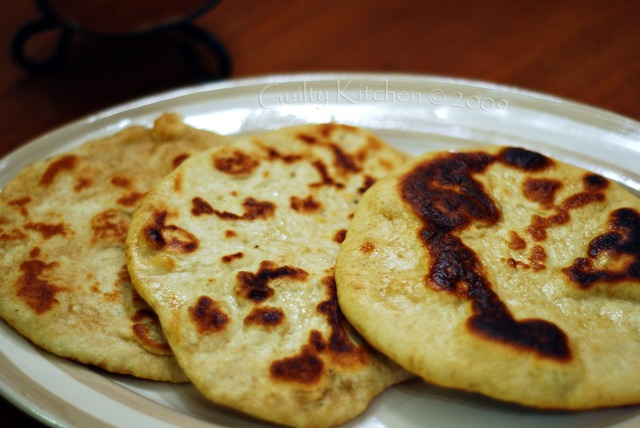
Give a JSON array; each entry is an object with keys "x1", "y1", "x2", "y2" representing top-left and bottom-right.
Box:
[
  {"x1": 0, "y1": 113, "x2": 228, "y2": 381},
  {"x1": 336, "y1": 146, "x2": 640, "y2": 410},
  {"x1": 126, "y1": 123, "x2": 412, "y2": 427}
]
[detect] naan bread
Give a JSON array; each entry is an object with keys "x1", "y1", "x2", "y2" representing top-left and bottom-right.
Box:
[
  {"x1": 0, "y1": 113, "x2": 228, "y2": 381},
  {"x1": 336, "y1": 146, "x2": 640, "y2": 409},
  {"x1": 126, "y1": 124, "x2": 412, "y2": 427}
]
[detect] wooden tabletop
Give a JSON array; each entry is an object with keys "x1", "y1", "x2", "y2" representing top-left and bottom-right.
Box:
[{"x1": 1, "y1": 0, "x2": 639, "y2": 426}]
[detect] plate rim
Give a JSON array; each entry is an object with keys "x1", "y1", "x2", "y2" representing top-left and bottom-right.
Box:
[{"x1": 3, "y1": 71, "x2": 640, "y2": 165}]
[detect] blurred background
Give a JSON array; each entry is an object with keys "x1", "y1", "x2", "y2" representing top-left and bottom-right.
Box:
[
  {"x1": 1, "y1": 0, "x2": 639, "y2": 158},
  {"x1": 1, "y1": 0, "x2": 640, "y2": 426}
]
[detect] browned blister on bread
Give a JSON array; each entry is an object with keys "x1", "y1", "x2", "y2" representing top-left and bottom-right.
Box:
[
  {"x1": 126, "y1": 123, "x2": 412, "y2": 427},
  {"x1": 336, "y1": 146, "x2": 640, "y2": 410},
  {"x1": 0, "y1": 113, "x2": 228, "y2": 381}
]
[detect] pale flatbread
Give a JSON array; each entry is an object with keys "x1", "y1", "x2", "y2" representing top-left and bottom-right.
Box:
[
  {"x1": 0, "y1": 113, "x2": 228, "y2": 381},
  {"x1": 336, "y1": 146, "x2": 640, "y2": 409},
  {"x1": 126, "y1": 124, "x2": 412, "y2": 427}
]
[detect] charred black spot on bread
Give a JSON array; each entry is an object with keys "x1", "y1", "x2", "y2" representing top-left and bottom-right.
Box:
[
  {"x1": 39, "y1": 155, "x2": 78, "y2": 186},
  {"x1": 563, "y1": 208, "x2": 640, "y2": 287},
  {"x1": 116, "y1": 264, "x2": 131, "y2": 285},
  {"x1": 400, "y1": 151, "x2": 571, "y2": 361},
  {"x1": 359, "y1": 241, "x2": 375, "y2": 253},
  {"x1": 270, "y1": 345, "x2": 324, "y2": 385},
  {"x1": 523, "y1": 178, "x2": 562, "y2": 208},
  {"x1": 318, "y1": 124, "x2": 333, "y2": 137},
  {"x1": 172, "y1": 170, "x2": 184, "y2": 193},
  {"x1": 191, "y1": 197, "x2": 214, "y2": 216},
  {"x1": 8, "y1": 196, "x2": 31, "y2": 216},
  {"x1": 16, "y1": 259, "x2": 65, "y2": 314},
  {"x1": 498, "y1": 147, "x2": 553, "y2": 171},
  {"x1": 131, "y1": 308, "x2": 154, "y2": 323},
  {"x1": 0, "y1": 227, "x2": 26, "y2": 241},
  {"x1": 312, "y1": 160, "x2": 329, "y2": 181},
  {"x1": 221, "y1": 252, "x2": 244, "y2": 263},
  {"x1": 264, "y1": 146, "x2": 303, "y2": 163},
  {"x1": 236, "y1": 261, "x2": 308, "y2": 303},
  {"x1": 91, "y1": 209, "x2": 129, "y2": 244},
  {"x1": 299, "y1": 127, "x2": 361, "y2": 176},
  {"x1": 588, "y1": 209, "x2": 640, "y2": 258},
  {"x1": 310, "y1": 160, "x2": 343, "y2": 189},
  {"x1": 117, "y1": 192, "x2": 145, "y2": 207},
  {"x1": 191, "y1": 197, "x2": 276, "y2": 220},
  {"x1": 144, "y1": 212, "x2": 166, "y2": 247},
  {"x1": 358, "y1": 175, "x2": 376, "y2": 194},
  {"x1": 172, "y1": 153, "x2": 190, "y2": 169},
  {"x1": 563, "y1": 192, "x2": 605, "y2": 210},
  {"x1": 24, "y1": 222, "x2": 70, "y2": 239},
  {"x1": 111, "y1": 176, "x2": 131, "y2": 188},
  {"x1": 527, "y1": 211, "x2": 569, "y2": 241},
  {"x1": 131, "y1": 309, "x2": 171, "y2": 353},
  {"x1": 213, "y1": 150, "x2": 260, "y2": 175},
  {"x1": 469, "y1": 315, "x2": 571, "y2": 362},
  {"x1": 309, "y1": 330, "x2": 325, "y2": 352},
  {"x1": 583, "y1": 173, "x2": 609, "y2": 191},
  {"x1": 230, "y1": 197, "x2": 275, "y2": 220},
  {"x1": 73, "y1": 177, "x2": 93, "y2": 192},
  {"x1": 109, "y1": 176, "x2": 135, "y2": 202},
  {"x1": 530, "y1": 245, "x2": 547, "y2": 271},
  {"x1": 330, "y1": 144, "x2": 360, "y2": 175},
  {"x1": 401, "y1": 152, "x2": 500, "y2": 233},
  {"x1": 244, "y1": 306, "x2": 285, "y2": 327},
  {"x1": 526, "y1": 188, "x2": 605, "y2": 242},
  {"x1": 508, "y1": 231, "x2": 527, "y2": 250},
  {"x1": 190, "y1": 296, "x2": 229, "y2": 334},
  {"x1": 290, "y1": 195, "x2": 322, "y2": 213},
  {"x1": 333, "y1": 229, "x2": 347, "y2": 243},
  {"x1": 267, "y1": 275, "x2": 369, "y2": 373},
  {"x1": 317, "y1": 276, "x2": 357, "y2": 355},
  {"x1": 506, "y1": 232, "x2": 542, "y2": 269},
  {"x1": 144, "y1": 210, "x2": 199, "y2": 253},
  {"x1": 297, "y1": 133, "x2": 318, "y2": 144}
]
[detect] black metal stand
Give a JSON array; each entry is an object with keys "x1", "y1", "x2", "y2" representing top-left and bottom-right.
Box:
[{"x1": 11, "y1": 0, "x2": 231, "y2": 80}]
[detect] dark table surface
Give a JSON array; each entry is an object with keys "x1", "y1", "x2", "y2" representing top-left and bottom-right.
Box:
[{"x1": 1, "y1": 0, "x2": 639, "y2": 426}]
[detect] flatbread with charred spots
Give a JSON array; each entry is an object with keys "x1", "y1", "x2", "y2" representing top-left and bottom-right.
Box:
[
  {"x1": 0, "y1": 113, "x2": 228, "y2": 381},
  {"x1": 336, "y1": 146, "x2": 640, "y2": 410},
  {"x1": 126, "y1": 123, "x2": 412, "y2": 427}
]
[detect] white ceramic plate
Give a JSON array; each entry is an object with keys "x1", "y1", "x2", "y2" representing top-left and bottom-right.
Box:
[{"x1": 1, "y1": 73, "x2": 640, "y2": 428}]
